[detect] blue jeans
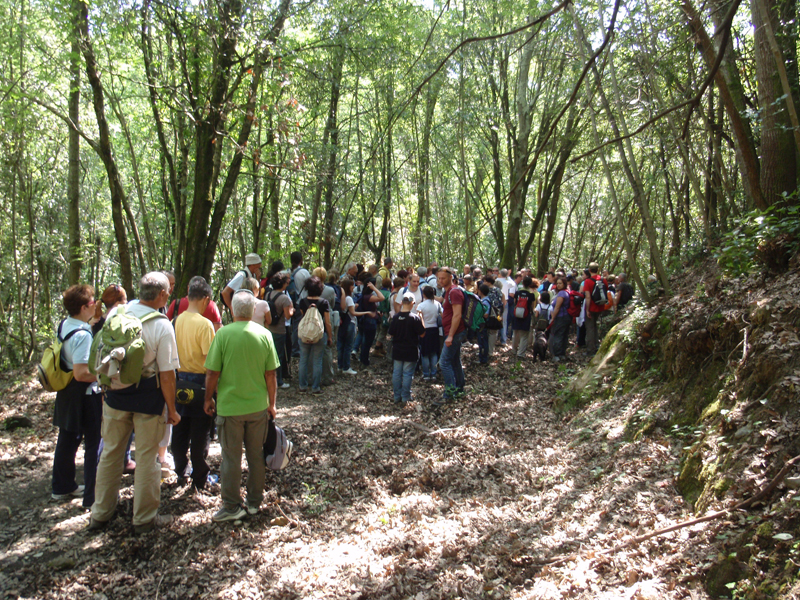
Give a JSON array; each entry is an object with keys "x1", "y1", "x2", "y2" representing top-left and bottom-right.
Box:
[
  {"x1": 421, "y1": 353, "x2": 438, "y2": 377},
  {"x1": 337, "y1": 322, "x2": 355, "y2": 370},
  {"x1": 392, "y1": 360, "x2": 416, "y2": 402},
  {"x1": 477, "y1": 327, "x2": 489, "y2": 363},
  {"x1": 299, "y1": 333, "x2": 327, "y2": 391},
  {"x1": 439, "y1": 329, "x2": 467, "y2": 399},
  {"x1": 501, "y1": 309, "x2": 510, "y2": 343},
  {"x1": 272, "y1": 333, "x2": 287, "y2": 386}
]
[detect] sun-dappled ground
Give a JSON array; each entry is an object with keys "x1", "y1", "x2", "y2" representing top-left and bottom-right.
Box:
[{"x1": 0, "y1": 343, "x2": 718, "y2": 599}]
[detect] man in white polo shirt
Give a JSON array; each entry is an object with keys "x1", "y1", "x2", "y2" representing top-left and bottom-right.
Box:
[{"x1": 221, "y1": 253, "x2": 262, "y2": 313}]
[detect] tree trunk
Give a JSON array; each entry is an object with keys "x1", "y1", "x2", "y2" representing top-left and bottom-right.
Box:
[
  {"x1": 682, "y1": 0, "x2": 766, "y2": 210},
  {"x1": 67, "y1": 0, "x2": 81, "y2": 285},
  {"x1": 319, "y1": 43, "x2": 346, "y2": 269},
  {"x1": 77, "y1": 0, "x2": 134, "y2": 296},
  {"x1": 500, "y1": 32, "x2": 535, "y2": 269},
  {"x1": 752, "y1": 0, "x2": 798, "y2": 206}
]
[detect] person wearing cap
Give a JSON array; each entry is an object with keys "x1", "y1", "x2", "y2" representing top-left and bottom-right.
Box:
[
  {"x1": 388, "y1": 291, "x2": 426, "y2": 405},
  {"x1": 221, "y1": 253, "x2": 263, "y2": 314}
]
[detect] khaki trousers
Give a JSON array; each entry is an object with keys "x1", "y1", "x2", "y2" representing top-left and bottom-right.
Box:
[
  {"x1": 512, "y1": 329, "x2": 531, "y2": 358},
  {"x1": 218, "y1": 410, "x2": 269, "y2": 510},
  {"x1": 92, "y1": 404, "x2": 165, "y2": 526}
]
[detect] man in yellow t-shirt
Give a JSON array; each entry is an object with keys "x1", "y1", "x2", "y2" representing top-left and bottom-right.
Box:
[{"x1": 173, "y1": 276, "x2": 216, "y2": 491}]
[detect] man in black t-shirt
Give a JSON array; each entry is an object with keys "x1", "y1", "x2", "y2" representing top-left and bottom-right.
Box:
[{"x1": 615, "y1": 273, "x2": 634, "y2": 311}]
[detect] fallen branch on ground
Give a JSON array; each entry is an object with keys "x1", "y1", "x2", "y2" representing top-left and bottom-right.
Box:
[{"x1": 535, "y1": 453, "x2": 800, "y2": 568}]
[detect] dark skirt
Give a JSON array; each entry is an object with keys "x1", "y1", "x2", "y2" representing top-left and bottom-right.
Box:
[
  {"x1": 420, "y1": 327, "x2": 440, "y2": 357},
  {"x1": 53, "y1": 379, "x2": 92, "y2": 432}
]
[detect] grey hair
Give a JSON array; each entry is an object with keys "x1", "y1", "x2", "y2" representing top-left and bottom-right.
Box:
[
  {"x1": 343, "y1": 262, "x2": 357, "y2": 274},
  {"x1": 416, "y1": 266, "x2": 427, "y2": 278},
  {"x1": 140, "y1": 272, "x2": 169, "y2": 301},
  {"x1": 618, "y1": 272, "x2": 627, "y2": 281},
  {"x1": 232, "y1": 290, "x2": 256, "y2": 319},
  {"x1": 500, "y1": 268, "x2": 509, "y2": 277},
  {"x1": 187, "y1": 276, "x2": 212, "y2": 301},
  {"x1": 242, "y1": 277, "x2": 260, "y2": 293}
]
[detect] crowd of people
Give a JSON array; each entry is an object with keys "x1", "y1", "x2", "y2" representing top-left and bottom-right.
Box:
[{"x1": 48, "y1": 251, "x2": 636, "y2": 531}]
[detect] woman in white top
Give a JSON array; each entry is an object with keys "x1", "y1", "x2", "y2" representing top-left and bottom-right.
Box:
[
  {"x1": 417, "y1": 286, "x2": 442, "y2": 380},
  {"x1": 51, "y1": 284, "x2": 103, "y2": 508},
  {"x1": 243, "y1": 277, "x2": 272, "y2": 328}
]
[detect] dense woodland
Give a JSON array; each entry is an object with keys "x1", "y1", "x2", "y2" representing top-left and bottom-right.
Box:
[{"x1": 0, "y1": 0, "x2": 798, "y2": 369}]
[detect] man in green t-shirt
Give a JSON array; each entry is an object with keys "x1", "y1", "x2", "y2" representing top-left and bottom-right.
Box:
[{"x1": 204, "y1": 290, "x2": 279, "y2": 522}]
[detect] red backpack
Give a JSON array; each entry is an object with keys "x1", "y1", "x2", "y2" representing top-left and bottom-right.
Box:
[{"x1": 567, "y1": 290, "x2": 583, "y2": 318}]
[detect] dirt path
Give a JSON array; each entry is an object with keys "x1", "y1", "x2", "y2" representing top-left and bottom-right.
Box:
[{"x1": 0, "y1": 347, "x2": 714, "y2": 599}]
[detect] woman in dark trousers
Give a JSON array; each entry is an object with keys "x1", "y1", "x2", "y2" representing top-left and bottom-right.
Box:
[
  {"x1": 51, "y1": 285, "x2": 103, "y2": 508},
  {"x1": 355, "y1": 278, "x2": 383, "y2": 367}
]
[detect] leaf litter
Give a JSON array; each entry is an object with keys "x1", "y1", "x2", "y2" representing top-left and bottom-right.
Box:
[{"x1": 0, "y1": 346, "x2": 717, "y2": 599}]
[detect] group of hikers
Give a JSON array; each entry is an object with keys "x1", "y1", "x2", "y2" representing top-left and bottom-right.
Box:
[{"x1": 48, "y1": 250, "x2": 635, "y2": 532}]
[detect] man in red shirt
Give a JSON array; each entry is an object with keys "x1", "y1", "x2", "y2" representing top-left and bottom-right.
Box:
[
  {"x1": 583, "y1": 262, "x2": 605, "y2": 355},
  {"x1": 436, "y1": 267, "x2": 466, "y2": 406}
]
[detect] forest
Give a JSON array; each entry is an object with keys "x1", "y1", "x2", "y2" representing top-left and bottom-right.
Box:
[
  {"x1": 0, "y1": 0, "x2": 796, "y2": 369},
  {"x1": 1, "y1": 0, "x2": 800, "y2": 597}
]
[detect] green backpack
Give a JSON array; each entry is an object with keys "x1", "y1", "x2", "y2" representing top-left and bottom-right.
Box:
[
  {"x1": 37, "y1": 321, "x2": 81, "y2": 392},
  {"x1": 89, "y1": 306, "x2": 166, "y2": 389}
]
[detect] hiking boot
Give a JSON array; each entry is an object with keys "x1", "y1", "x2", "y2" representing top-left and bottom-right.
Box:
[
  {"x1": 213, "y1": 506, "x2": 246, "y2": 522},
  {"x1": 245, "y1": 504, "x2": 260, "y2": 516},
  {"x1": 134, "y1": 513, "x2": 174, "y2": 535},
  {"x1": 87, "y1": 517, "x2": 110, "y2": 532},
  {"x1": 51, "y1": 485, "x2": 84, "y2": 501}
]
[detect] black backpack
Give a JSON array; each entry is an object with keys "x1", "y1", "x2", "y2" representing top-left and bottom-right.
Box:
[
  {"x1": 590, "y1": 277, "x2": 608, "y2": 305},
  {"x1": 266, "y1": 288, "x2": 283, "y2": 324}
]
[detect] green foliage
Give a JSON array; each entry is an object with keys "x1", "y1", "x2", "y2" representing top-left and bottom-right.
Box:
[{"x1": 715, "y1": 203, "x2": 800, "y2": 277}]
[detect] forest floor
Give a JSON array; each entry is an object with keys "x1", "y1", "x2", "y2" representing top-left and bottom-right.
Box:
[{"x1": 0, "y1": 340, "x2": 721, "y2": 600}]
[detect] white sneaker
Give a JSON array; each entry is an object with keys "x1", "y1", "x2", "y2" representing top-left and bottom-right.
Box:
[
  {"x1": 279, "y1": 383, "x2": 290, "y2": 389},
  {"x1": 342, "y1": 368, "x2": 358, "y2": 375},
  {"x1": 51, "y1": 485, "x2": 84, "y2": 501}
]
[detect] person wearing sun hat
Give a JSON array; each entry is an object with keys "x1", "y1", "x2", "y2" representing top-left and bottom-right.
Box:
[{"x1": 221, "y1": 253, "x2": 263, "y2": 313}]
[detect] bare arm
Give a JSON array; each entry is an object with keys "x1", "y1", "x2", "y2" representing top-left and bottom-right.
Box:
[
  {"x1": 282, "y1": 303, "x2": 294, "y2": 319},
  {"x1": 204, "y1": 370, "x2": 221, "y2": 416},
  {"x1": 160, "y1": 370, "x2": 180, "y2": 425},
  {"x1": 446, "y1": 303, "x2": 463, "y2": 346},
  {"x1": 265, "y1": 369, "x2": 277, "y2": 419},
  {"x1": 221, "y1": 286, "x2": 234, "y2": 312},
  {"x1": 551, "y1": 297, "x2": 564, "y2": 326},
  {"x1": 73, "y1": 363, "x2": 96, "y2": 383}
]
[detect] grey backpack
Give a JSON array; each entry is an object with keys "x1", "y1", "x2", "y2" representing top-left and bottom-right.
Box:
[{"x1": 264, "y1": 419, "x2": 293, "y2": 471}]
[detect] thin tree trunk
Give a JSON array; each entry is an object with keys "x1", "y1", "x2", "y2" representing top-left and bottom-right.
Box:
[
  {"x1": 681, "y1": 0, "x2": 766, "y2": 210},
  {"x1": 67, "y1": 0, "x2": 81, "y2": 285},
  {"x1": 77, "y1": 0, "x2": 134, "y2": 295}
]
